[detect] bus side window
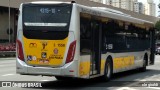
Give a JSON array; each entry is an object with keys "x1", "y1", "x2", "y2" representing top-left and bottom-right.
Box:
[{"x1": 102, "y1": 20, "x2": 127, "y2": 52}]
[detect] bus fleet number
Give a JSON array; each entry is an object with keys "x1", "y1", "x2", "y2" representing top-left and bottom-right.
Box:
[
  {"x1": 106, "y1": 44, "x2": 113, "y2": 50},
  {"x1": 58, "y1": 44, "x2": 65, "y2": 47}
]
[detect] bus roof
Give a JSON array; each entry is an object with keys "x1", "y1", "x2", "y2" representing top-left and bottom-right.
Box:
[
  {"x1": 92, "y1": 7, "x2": 131, "y2": 17},
  {"x1": 77, "y1": 4, "x2": 154, "y2": 27}
]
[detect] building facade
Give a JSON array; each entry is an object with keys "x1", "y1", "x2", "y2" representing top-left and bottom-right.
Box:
[
  {"x1": 0, "y1": 6, "x2": 18, "y2": 43},
  {"x1": 120, "y1": 0, "x2": 135, "y2": 11},
  {"x1": 144, "y1": 0, "x2": 156, "y2": 16},
  {"x1": 91, "y1": 0, "x2": 156, "y2": 16},
  {"x1": 98, "y1": 0, "x2": 137, "y2": 11},
  {"x1": 134, "y1": 2, "x2": 144, "y2": 14}
]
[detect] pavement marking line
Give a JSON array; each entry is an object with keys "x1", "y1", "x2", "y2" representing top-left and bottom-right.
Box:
[
  {"x1": 146, "y1": 87, "x2": 160, "y2": 90},
  {"x1": 2, "y1": 74, "x2": 15, "y2": 76},
  {"x1": 116, "y1": 87, "x2": 138, "y2": 90},
  {"x1": 40, "y1": 80, "x2": 50, "y2": 81},
  {"x1": 116, "y1": 74, "x2": 160, "y2": 90}
]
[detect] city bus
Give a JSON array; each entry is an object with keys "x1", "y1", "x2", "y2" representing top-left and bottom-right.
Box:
[{"x1": 16, "y1": 1, "x2": 155, "y2": 81}]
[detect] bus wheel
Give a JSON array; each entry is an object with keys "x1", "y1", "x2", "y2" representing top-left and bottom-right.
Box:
[
  {"x1": 139, "y1": 55, "x2": 147, "y2": 72},
  {"x1": 102, "y1": 58, "x2": 113, "y2": 81}
]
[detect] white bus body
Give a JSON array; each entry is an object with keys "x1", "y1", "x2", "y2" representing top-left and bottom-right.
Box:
[{"x1": 16, "y1": 1, "x2": 155, "y2": 80}]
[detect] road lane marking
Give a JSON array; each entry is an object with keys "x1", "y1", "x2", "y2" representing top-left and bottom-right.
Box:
[
  {"x1": 2, "y1": 74, "x2": 15, "y2": 76},
  {"x1": 116, "y1": 74, "x2": 160, "y2": 90},
  {"x1": 147, "y1": 87, "x2": 160, "y2": 90},
  {"x1": 40, "y1": 80, "x2": 50, "y2": 81},
  {"x1": 116, "y1": 87, "x2": 138, "y2": 90}
]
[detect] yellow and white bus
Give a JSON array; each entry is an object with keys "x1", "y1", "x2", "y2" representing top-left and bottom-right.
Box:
[{"x1": 16, "y1": 1, "x2": 155, "y2": 81}]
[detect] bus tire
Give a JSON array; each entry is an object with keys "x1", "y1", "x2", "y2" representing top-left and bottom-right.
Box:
[
  {"x1": 102, "y1": 58, "x2": 113, "y2": 81},
  {"x1": 139, "y1": 55, "x2": 147, "y2": 72}
]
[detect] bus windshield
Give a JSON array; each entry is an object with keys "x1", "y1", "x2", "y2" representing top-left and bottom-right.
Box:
[{"x1": 23, "y1": 4, "x2": 72, "y2": 31}]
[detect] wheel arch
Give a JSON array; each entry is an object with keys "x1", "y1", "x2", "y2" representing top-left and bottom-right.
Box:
[
  {"x1": 144, "y1": 53, "x2": 148, "y2": 66},
  {"x1": 106, "y1": 55, "x2": 113, "y2": 66}
]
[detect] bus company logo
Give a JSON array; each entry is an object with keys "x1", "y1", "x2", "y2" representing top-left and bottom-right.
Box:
[
  {"x1": 41, "y1": 42, "x2": 48, "y2": 50},
  {"x1": 29, "y1": 43, "x2": 37, "y2": 48},
  {"x1": 53, "y1": 48, "x2": 58, "y2": 55},
  {"x1": 41, "y1": 52, "x2": 47, "y2": 58}
]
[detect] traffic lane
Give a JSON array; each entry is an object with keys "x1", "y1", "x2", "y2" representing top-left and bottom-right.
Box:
[
  {"x1": 18, "y1": 69, "x2": 159, "y2": 90},
  {"x1": 0, "y1": 64, "x2": 15, "y2": 75},
  {"x1": 1, "y1": 56, "x2": 160, "y2": 90},
  {"x1": 0, "y1": 74, "x2": 55, "y2": 81},
  {"x1": 0, "y1": 58, "x2": 16, "y2": 69},
  {"x1": 0, "y1": 59, "x2": 16, "y2": 75},
  {"x1": 25, "y1": 55, "x2": 160, "y2": 89},
  {"x1": 25, "y1": 57, "x2": 160, "y2": 89},
  {"x1": 0, "y1": 58, "x2": 54, "y2": 81},
  {"x1": 155, "y1": 55, "x2": 160, "y2": 61}
]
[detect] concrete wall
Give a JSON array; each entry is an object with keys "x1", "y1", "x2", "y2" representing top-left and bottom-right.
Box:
[{"x1": 0, "y1": 10, "x2": 14, "y2": 42}]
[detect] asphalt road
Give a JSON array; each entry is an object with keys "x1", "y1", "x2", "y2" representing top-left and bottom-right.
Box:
[{"x1": 0, "y1": 56, "x2": 160, "y2": 90}]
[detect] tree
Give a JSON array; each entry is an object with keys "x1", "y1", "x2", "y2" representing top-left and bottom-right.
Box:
[
  {"x1": 155, "y1": 20, "x2": 160, "y2": 31},
  {"x1": 155, "y1": 20, "x2": 160, "y2": 40}
]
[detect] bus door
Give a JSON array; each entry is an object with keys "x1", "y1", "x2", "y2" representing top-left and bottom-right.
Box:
[
  {"x1": 150, "y1": 28, "x2": 155, "y2": 65},
  {"x1": 90, "y1": 17, "x2": 101, "y2": 75}
]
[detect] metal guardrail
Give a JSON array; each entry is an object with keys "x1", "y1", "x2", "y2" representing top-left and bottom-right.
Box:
[
  {"x1": 0, "y1": 43, "x2": 16, "y2": 57},
  {"x1": 0, "y1": 51, "x2": 16, "y2": 57}
]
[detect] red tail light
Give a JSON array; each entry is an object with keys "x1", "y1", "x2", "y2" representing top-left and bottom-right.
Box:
[
  {"x1": 16, "y1": 39, "x2": 24, "y2": 61},
  {"x1": 66, "y1": 40, "x2": 76, "y2": 64}
]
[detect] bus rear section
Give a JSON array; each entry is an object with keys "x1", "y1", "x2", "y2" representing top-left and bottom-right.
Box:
[{"x1": 16, "y1": 3, "x2": 78, "y2": 77}]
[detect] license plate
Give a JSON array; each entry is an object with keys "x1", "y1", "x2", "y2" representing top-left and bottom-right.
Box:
[{"x1": 39, "y1": 59, "x2": 49, "y2": 64}]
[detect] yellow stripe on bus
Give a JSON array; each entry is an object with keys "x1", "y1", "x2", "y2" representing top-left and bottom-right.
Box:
[
  {"x1": 101, "y1": 60, "x2": 105, "y2": 71},
  {"x1": 113, "y1": 56, "x2": 134, "y2": 70},
  {"x1": 79, "y1": 61, "x2": 90, "y2": 76},
  {"x1": 79, "y1": 59, "x2": 106, "y2": 76}
]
